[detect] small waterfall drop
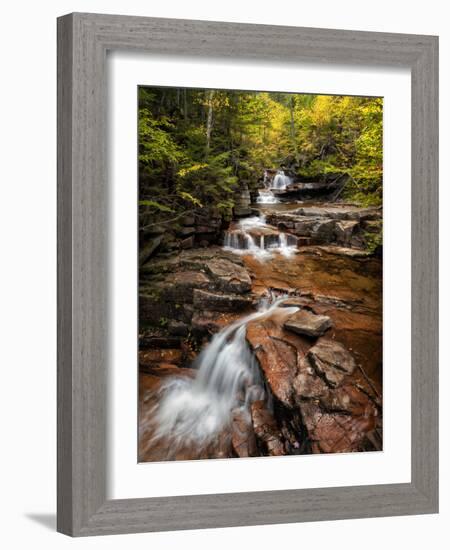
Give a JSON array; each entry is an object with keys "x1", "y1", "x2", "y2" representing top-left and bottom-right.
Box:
[
  {"x1": 256, "y1": 189, "x2": 279, "y2": 204},
  {"x1": 224, "y1": 216, "x2": 297, "y2": 260},
  {"x1": 272, "y1": 170, "x2": 293, "y2": 190},
  {"x1": 147, "y1": 297, "x2": 299, "y2": 452}
]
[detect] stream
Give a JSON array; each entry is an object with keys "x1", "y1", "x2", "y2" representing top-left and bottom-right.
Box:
[{"x1": 139, "y1": 197, "x2": 383, "y2": 461}]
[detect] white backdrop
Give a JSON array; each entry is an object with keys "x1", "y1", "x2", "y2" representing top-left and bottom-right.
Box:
[
  {"x1": 109, "y1": 54, "x2": 411, "y2": 499},
  {"x1": 0, "y1": 1, "x2": 447, "y2": 549}
]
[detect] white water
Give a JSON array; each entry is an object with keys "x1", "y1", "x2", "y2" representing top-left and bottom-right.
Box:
[
  {"x1": 224, "y1": 216, "x2": 297, "y2": 260},
  {"x1": 147, "y1": 297, "x2": 299, "y2": 452},
  {"x1": 272, "y1": 170, "x2": 293, "y2": 190},
  {"x1": 256, "y1": 189, "x2": 279, "y2": 204}
]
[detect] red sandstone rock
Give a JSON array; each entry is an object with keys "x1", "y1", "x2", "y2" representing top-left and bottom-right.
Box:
[
  {"x1": 306, "y1": 339, "x2": 356, "y2": 387},
  {"x1": 251, "y1": 401, "x2": 285, "y2": 456},
  {"x1": 284, "y1": 309, "x2": 332, "y2": 338},
  {"x1": 231, "y1": 408, "x2": 258, "y2": 458}
]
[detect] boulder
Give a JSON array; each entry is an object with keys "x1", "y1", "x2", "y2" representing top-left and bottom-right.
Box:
[
  {"x1": 284, "y1": 309, "x2": 332, "y2": 338},
  {"x1": 205, "y1": 257, "x2": 252, "y2": 293},
  {"x1": 312, "y1": 219, "x2": 337, "y2": 242},
  {"x1": 334, "y1": 220, "x2": 359, "y2": 246},
  {"x1": 307, "y1": 339, "x2": 356, "y2": 387}
]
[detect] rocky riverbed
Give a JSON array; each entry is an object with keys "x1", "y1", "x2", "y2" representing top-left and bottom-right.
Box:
[{"x1": 138, "y1": 203, "x2": 382, "y2": 461}]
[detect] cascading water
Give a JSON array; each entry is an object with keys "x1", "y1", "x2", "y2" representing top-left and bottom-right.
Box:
[
  {"x1": 146, "y1": 297, "x2": 299, "y2": 453},
  {"x1": 256, "y1": 189, "x2": 279, "y2": 204},
  {"x1": 224, "y1": 216, "x2": 297, "y2": 259},
  {"x1": 272, "y1": 170, "x2": 293, "y2": 190}
]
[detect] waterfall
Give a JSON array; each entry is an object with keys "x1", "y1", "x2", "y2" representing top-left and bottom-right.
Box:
[
  {"x1": 279, "y1": 232, "x2": 296, "y2": 258},
  {"x1": 224, "y1": 216, "x2": 297, "y2": 260},
  {"x1": 147, "y1": 297, "x2": 299, "y2": 452},
  {"x1": 256, "y1": 189, "x2": 279, "y2": 204},
  {"x1": 272, "y1": 170, "x2": 293, "y2": 190}
]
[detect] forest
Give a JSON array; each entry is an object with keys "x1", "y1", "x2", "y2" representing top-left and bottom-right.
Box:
[
  {"x1": 139, "y1": 87, "x2": 382, "y2": 231},
  {"x1": 138, "y1": 87, "x2": 383, "y2": 462}
]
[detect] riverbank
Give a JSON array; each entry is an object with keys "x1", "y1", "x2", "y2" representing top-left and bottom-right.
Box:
[{"x1": 138, "y1": 201, "x2": 383, "y2": 462}]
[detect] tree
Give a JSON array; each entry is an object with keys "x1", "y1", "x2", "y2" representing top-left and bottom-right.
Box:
[{"x1": 138, "y1": 86, "x2": 383, "y2": 234}]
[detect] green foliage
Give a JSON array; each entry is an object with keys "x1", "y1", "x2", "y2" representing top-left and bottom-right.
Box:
[
  {"x1": 139, "y1": 200, "x2": 174, "y2": 213},
  {"x1": 364, "y1": 229, "x2": 383, "y2": 254},
  {"x1": 138, "y1": 87, "x2": 383, "y2": 231}
]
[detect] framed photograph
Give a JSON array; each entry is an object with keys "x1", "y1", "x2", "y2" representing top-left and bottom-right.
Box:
[{"x1": 57, "y1": 13, "x2": 438, "y2": 536}]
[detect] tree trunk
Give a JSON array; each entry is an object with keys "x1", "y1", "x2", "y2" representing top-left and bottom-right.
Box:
[
  {"x1": 289, "y1": 96, "x2": 300, "y2": 165},
  {"x1": 205, "y1": 90, "x2": 215, "y2": 158}
]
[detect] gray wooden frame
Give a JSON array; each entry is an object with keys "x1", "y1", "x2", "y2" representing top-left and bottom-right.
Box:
[{"x1": 57, "y1": 12, "x2": 439, "y2": 537}]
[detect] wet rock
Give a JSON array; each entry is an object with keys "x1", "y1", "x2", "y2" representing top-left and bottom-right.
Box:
[
  {"x1": 251, "y1": 401, "x2": 286, "y2": 456},
  {"x1": 314, "y1": 246, "x2": 370, "y2": 258},
  {"x1": 307, "y1": 339, "x2": 356, "y2": 387},
  {"x1": 293, "y1": 357, "x2": 329, "y2": 399},
  {"x1": 293, "y1": 348, "x2": 380, "y2": 453},
  {"x1": 191, "y1": 310, "x2": 243, "y2": 336},
  {"x1": 234, "y1": 206, "x2": 253, "y2": 217},
  {"x1": 298, "y1": 400, "x2": 377, "y2": 454},
  {"x1": 279, "y1": 296, "x2": 316, "y2": 311},
  {"x1": 265, "y1": 205, "x2": 381, "y2": 250},
  {"x1": 284, "y1": 309, "x2": 332, "y2": 338},
  {"x1": 193, "y1": 289, "x2": 253, "y2": 312},
  {"x1": 246, "y1": 321, "x2": 302, "y2": 407},
  {"x1": 231, "y1": 408, "x2": 258, "y2": 458},
  {"x1": 293, "y1": 205, "x2": 381, "y2": 221},
  {"x1": 233, "y1": 183, "x2": 252, "y2": 218}
]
